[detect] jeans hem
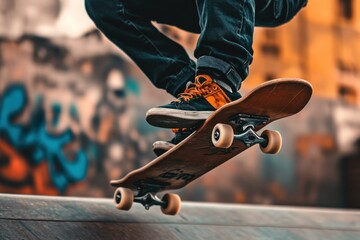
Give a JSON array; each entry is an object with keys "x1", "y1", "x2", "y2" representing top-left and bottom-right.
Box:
[
  {"x1": 166, "y1": 63, "x2": 196, "y2": 97},
  {"x1": 196, "y1": 56, "x2": 243, "y2": 90}
]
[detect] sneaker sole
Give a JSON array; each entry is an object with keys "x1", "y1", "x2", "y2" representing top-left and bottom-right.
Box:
[
  {"x1": 146, "y1": 108, "x2": 214, "y2": 128},
  {"x1": 152, "y1": 141, "x2": 175, "y2": 157}
]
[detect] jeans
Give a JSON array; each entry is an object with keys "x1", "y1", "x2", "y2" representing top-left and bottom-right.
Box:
[{"x1": 85, "y1": 0, "x2": 307, "y2": 97}]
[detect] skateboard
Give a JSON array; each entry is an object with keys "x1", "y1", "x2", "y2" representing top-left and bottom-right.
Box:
[{"x1": 110, "y1": 78, "x2": 313, "y2": 215}]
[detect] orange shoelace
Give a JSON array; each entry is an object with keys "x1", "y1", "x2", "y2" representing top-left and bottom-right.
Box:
[
  {"x1": 172, "y1": 127, "x2": 197, "y2": 134},
  {"x1": 172, "y1": 74, "x2": 221, "y2": 135},
  {"x1": 172, "y1": 128, "x2": 187, "y2": 134},
  {"x1": 175, "y1": 75, "x2": 217, "y2": 102}
]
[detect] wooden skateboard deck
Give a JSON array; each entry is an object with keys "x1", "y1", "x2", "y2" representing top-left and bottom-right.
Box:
[{"x1": 110, "y1": 78, "x2": 312, "y2": 215}]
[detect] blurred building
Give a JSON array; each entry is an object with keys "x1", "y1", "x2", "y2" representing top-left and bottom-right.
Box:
[
  {"x1": 249, "y1": 0, "x2": 360, "y2": 107},
  {"x1": 249, "y1": 0, "x2": 360, "y2": 208}
]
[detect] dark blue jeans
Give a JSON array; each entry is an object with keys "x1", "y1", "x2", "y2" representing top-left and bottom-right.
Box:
[{"x1": 85, "y1": 0, "x2": 307, "y2": 97}]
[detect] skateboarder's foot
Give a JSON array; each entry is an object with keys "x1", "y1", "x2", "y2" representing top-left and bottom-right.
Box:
[
  {"x1": 152, "y1": 127, "x2": 195, "y2": 156},
  {"x1": 146, "y1": 74, "x2": 241, "y2": 128}
]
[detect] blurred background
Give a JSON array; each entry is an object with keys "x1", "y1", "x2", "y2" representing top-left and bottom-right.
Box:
[{"x1": 0, "y1": 0, "x2": 359, "y2": 208}]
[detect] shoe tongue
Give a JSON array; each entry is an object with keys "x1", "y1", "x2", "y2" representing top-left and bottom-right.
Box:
[
  {"x1": 197, "y1": 76, "x2": 210, "y2": 84},
  {"x1": 197, "y1": 75, "x2": 214, "y2": 85},
  {"x1": 185, "y1": 81, "x2": 193, "y2": 88},
  {"x1": 185, "y1": 77, "x2": 208, "y2": 89}
]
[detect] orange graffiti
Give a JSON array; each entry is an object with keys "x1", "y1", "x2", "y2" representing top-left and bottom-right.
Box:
[
  {"x1": 0, "y1": 139, "x2": 29, "y2": 181},
  {"x1": 0, "y1": 139, "x2": 59, "y2": 195}
]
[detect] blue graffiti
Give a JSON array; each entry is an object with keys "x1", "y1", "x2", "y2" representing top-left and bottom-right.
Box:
[
  {"x1": 125, "y1": 77, "x2": 140, "y2": 96},
  {"x1": 0, "y1": 84, "x2": 88, "y2": 193}
]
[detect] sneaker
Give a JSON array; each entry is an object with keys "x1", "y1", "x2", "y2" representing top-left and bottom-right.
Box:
[
  {"x1": 146, "y1": 74, "x2": 241, "y2": 128},
  {"x1": 152, "y1": 127, "x2": 195, "y2": 157}
]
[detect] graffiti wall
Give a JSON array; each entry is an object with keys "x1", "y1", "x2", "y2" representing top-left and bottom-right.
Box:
[
  {"x1": 0, "y1": 0, "x2": 359, "y2": 208},
  {"x1": 0, "y1": 33, "x2": 172, "y2": 197}
]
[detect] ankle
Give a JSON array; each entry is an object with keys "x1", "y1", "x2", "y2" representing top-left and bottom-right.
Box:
[{"x1": 196, "y1": 67, "x2": 235, "y2": 93}]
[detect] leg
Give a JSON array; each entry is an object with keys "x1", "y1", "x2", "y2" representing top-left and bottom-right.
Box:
[
  {"x1": 194, "y1": 0, "x2": 308, "y2": 90},
  {"x1": 149, "y1": 0, "x2": 308, "y2": 154},
  {"x1": 255, "y1": 0, "x2": 308, "y2": 27},
  {"x1": 147, "y1": 0, "x2": 254, "y2": 127},
  {"x1": 84, "y1": 0, "x2": 199, "y2": 97},
  {"x1": 194, "y1": 0, "x2": 256, "y2": 91}
]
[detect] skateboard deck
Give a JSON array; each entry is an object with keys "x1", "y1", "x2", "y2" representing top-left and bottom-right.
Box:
[{"x1": 110, "y1": 78, "x2": 313, "y2": 215}]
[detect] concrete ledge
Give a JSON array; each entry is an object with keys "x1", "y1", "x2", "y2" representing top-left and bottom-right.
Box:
[{"x1": 0, "y1": 194, "x2": 359, "y2": 239}]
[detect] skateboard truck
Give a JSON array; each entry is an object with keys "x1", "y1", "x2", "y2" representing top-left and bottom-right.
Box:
[
  {"x1": 133, "y1": 191, "x2": 166, "y2": 210},
  {"x1": 212, "y1": 114, "x2": 282, "y2": 154},
  {"x1": 114, "y1": 186, "x2": 181, "y2": 215},
  {"x1": 234, "y1": 126, "x2": 267, "y2": 148}
]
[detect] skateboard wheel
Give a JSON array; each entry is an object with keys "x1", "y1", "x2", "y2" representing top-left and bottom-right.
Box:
[
  {"x1": 212, "y1": 123, "x2": 234, "y2": 148},
  {"x1": 161, "y1": 193, "x2": 181, "y2": 215},
  {"x1": 114, "y1": 187, "x2": 134, "y2": 210},
  {"x1": 260, "y1": 130, "x2": 282, "y2": 154}
]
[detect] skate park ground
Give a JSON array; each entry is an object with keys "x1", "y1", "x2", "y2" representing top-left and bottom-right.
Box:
[{"x1": 0, "y1": 194, "x2": 359, "y2": 240}]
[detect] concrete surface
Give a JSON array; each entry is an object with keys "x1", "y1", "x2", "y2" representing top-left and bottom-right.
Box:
[{"x1": 0, "y1": 194, "x2": 359, "y2": 240}]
